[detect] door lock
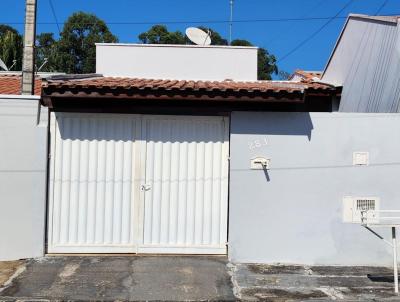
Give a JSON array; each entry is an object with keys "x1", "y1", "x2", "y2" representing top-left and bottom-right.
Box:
[{"x1": 141, "y1": 184, "x2": 151, "y2": 191}]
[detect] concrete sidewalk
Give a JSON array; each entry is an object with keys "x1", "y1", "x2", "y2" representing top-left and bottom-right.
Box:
[
  {"x1": 2, "y1": 256, "x2": 400, "y2": 301},
  {"x1": 0, "y1": 256, "x2": 235, "y2": 301},
  {"x1": 229, "y1": 263, "x2": 400, "y2": 301}
]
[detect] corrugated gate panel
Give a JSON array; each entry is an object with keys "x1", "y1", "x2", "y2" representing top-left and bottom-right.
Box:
[
  {"x1": 48, "y1": 113, "x2": 140, "y2": 253},
  {"x1": 139, "y1": 116, "x2": 229, "y2": 254}
]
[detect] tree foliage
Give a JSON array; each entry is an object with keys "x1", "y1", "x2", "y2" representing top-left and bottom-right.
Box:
[
  {"x1": 56, "y1": 12, "x2": 118, "y2": 73},
  {"x1": 257, "y1": 48, "x2": 278, "y2": 80},
  {"x1": 198, "y1": 27, "x2": 228, "y2": 46},
  {"x1": 0, "y1": 25, "x2": 23, "y2": 70},
  {"x1": 0, "y1": 12, "x2": 117, "y2": 73},
  {"x1": 231, "y1": 39, "x2": 278, "y2": 80},
  {"x1": 36, "y1": 33, "x2": 58, "y2": 72},
  {"x1": 230, "y1": 39, "x2": 252, "y2": 47},
  {"x1": 138, "y1": 25, "x2": 186, "y2": 44},
  {"x1": 138, "y1": 25, "x2": 229, "y2": 46}
]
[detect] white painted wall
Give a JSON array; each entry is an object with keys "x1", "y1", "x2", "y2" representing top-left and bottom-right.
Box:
[
  {"x1": 96, "y1": 43, "x2": 258, "y2": 81},
  {"x1": 0, "y1": 96, "x2": 47, "y2": 260},
  {"x1": 229, "y1": 112, "x2": 400, "y2": 265}
]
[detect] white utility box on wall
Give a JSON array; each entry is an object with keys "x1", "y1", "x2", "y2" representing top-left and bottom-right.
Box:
[
  {"x1": 353, "y1": 152, "x2": 369, "y2": 166},
  {"x1": 342, "y1": 196, "x2": 380, "y2": 223}
]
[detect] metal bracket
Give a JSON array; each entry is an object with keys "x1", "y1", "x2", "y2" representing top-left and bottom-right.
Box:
[{"x1": 363, "y1": 225, "x2": 399, "y2": 294}]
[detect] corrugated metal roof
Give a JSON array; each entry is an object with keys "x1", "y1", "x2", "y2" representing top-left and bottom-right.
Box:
[
  {"x1": 322, "y1": 13, "x2": 400, "y2": 112},
  {"x1": 349, "y1": 14, "x2": 400, "y2": 24},
  {"x1": 322, "y1": 14, "x2": 400, "y2": 82}
]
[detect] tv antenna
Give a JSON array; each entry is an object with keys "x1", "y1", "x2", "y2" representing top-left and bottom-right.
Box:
[
  {"x1": 185, "y1": 27, "x2": 212, "y2": 46},
  {"x1": 37, "y1": 58, "x2": 48, "y2": 72},
  {"x1": 9, "y1": 60, "x2": 17, "y2": 71},
  {"x1": 229, "y1": 0, "x2": 234, "y2": 44}
]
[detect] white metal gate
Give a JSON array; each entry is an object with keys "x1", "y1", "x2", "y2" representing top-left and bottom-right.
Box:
[
  {"x1": 48, "y1": 113, "x2": 229, "y2": 254},
  {"x1": 138, "y1": 116, "x2": 229, "y2": 254}
]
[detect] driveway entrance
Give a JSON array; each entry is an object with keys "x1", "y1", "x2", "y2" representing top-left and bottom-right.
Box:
[{"x1": 0, "y1": 256, "x2": 235, "y2": 301}]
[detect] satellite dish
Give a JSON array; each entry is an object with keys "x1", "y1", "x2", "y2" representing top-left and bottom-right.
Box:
[
  {"x1": 185, "y1": 27, "x2": 212, "y2": 46},
  {"x1": 0, "y1": 58, "x2": 8, "y2": 71}
]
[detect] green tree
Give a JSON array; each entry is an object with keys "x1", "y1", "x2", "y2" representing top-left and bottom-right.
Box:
[
  {"x1": 56, "y1": 12, "x2": 118, "y2": 73},
  {"x1": 0, "y1": 25, "x2": 23, "y2": 70},
  {"x1": 231, "y1": 39, "x2": 278, "y2": 80},
  {"x1": 257, "y1": 48, "x2": 278, "y2": 80},
  {"x1": 36, "y1": 33, "x2": 58, "y2": 72},
  {"x1": 198, "y1": 27, "x2": 228, "y2": 46},
  {"x1": 138, "y1": 25, "x2": 186, "y2": 44},
  {"x1": 139, "y1": 25, "x2": 229, "y2": 46},
  {"x1": 230, "y1": 39, "x2": 252, "y2": 47}
]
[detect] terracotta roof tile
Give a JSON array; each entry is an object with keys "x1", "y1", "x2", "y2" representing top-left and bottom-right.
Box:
[
  {"x1": 291, "y1": 70, "x2": 322, "y2": 81},
  {"x1": 45, "y1": 76, "x2": 333, "y2": 90},
  {"x1": 0, "y1": 74, "x2": 42, "y2": 95},
  {"x1": 42, "y1": 76, "x2": 338, "y2": 104}
]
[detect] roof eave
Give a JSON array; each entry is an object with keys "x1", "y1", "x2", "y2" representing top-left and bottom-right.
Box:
[{"x1": 41, "y1": 88, "x2": 310, "y2": 107}]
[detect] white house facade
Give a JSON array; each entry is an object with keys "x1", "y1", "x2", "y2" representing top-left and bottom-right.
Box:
[{"x1": 2, "y1": 18, "x2": 400, "y2": 266}]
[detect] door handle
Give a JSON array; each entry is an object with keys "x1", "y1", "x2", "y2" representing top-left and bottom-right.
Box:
[{"x1": 141, "y1": 184, "x2": 151, "y2": 191}]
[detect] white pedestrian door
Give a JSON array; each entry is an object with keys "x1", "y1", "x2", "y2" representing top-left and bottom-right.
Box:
[{"x1": 48, "y1": 113, "x2": 229, "y2": 254}]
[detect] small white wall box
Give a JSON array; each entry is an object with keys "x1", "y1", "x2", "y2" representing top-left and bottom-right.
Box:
[
  {"x1": 250, "y1": 157, "x2": 271, "y2": 170},
  {"x1": 342, "y1": 196, "x2": 380, "y2": 223},
  {"x1": 353, "y1": 152, "x2": 369, "y2": 166}
]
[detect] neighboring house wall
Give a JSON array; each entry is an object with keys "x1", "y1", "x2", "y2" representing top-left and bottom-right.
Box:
[
  {"x1": 96, "y1": 43, "x2": 258, "y2": 81},
  {"x1": 0, "y1": 96, "x2": 47, "y2": 261},
  {"x1": 322, "y1": 16, "x2": 400, "y2": 112},
  {"x1": 229, "y1": 111, "x2": 400, "y2": 265}
]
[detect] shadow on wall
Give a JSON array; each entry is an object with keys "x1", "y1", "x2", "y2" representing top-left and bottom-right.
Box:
[
  {"x1": 55, "y1": 113, "x2": 226, "y2": 143},
  {"x1": 232, "y1": 112, "x2": 314, "y2": 141}
]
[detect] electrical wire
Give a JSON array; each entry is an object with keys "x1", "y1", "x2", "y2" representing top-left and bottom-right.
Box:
[
  {"x1": 48, "y1": 0, "x2": 61, "y2": 34},
  {"x1": 277, "y1": 0, "x2": 356, "y2": 63},
  {"x1": 4, "y1": 12, "x2": 400, "y2": 26},
  {"x1": 375, "y1": 0, "x2": 390, "y2": 15},
  {"x1": 265, "y1": 0, "x2": 327, "y2": 46},
  {"x1": 0, "y1": 16, "x2": 364, "y2": 26}
]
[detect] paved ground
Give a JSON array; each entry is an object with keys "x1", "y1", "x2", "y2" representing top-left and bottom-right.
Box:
[
  {"x1": 2, "y1": 257, "x2": 400, "y2": 301},
  {"x1": 229, "y1": 263, "x2": 400, "y2": 301},
  {"x1": 0, "y1": 261, "x2": 25, "y2": 291},
  {"x1": 0, "y1": 256, "x2": 235, "y2": 301}
]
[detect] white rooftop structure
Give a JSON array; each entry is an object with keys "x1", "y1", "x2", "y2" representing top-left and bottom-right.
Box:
[{"x1": 96, "y1": 43, "x2": 258, "y2": 81}]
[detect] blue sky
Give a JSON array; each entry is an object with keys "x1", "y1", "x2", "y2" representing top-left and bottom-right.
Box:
[{"x1": 2, "y1": 0, "x2": 400, "y2": 75}]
